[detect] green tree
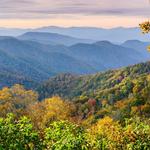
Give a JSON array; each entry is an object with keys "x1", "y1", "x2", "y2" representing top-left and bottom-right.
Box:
[
  {"x1": 0, "y1": 113, "x2": 41, "y2": 150},
  {"x1": 124, "y1": 117, "x2": 150, "y2": 150},
  {"x1": 44, "y1": 121, "x2": 88, "y2": 150}
]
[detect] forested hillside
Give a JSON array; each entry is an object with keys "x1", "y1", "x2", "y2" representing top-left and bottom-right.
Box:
[
  {"x1": 38, "y1": 61, "x2": 150, "y2": 100},
  {"x1": 0, "y1": 70, "x2": 37, "y2": 89},
  {"x1": 36, "y1": 61, "x2": 150, "y2": 120},
  {"x1": 0, "y1": 62, "x2": 150, "y2": 149}
]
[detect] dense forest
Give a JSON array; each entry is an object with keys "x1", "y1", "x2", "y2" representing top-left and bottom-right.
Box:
[{"x1": 0, "y1": 61, "x2": 150, "y2": 149}]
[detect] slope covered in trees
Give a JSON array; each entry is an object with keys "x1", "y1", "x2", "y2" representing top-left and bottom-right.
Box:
[
  {"x1": 0, "y1": 62, "x2": 150, "y2": 149},
  {"x1": 0, "y1": 71, "x2": 37, "y2": 89},
  {"x1": 0, "y1": 86, "x2": 150, "y2": 150},
  {"x1": 38, "y1": 61, "x2": 150, "y2": 100},
  {"x1": 37, "y1": 62, "x2": 150, "y2": 120}
]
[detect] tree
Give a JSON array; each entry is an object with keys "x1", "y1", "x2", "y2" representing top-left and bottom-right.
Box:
[
  {"x1": 87, "y1": 117, "x2": 150, "y2": 150},
  {"x1": 0, "y1": 114, "x2": 41, "y2": 150},
  {"x1": 124, "y1": 117, "x2": 150, "y2": 150},
  {"x1": 140, "y1": 21, "x2": 150, "y2": 51},
  {"x1": 44, "y1": 121, "x2": 88, "y2": 150},
  {"x1": 87, "y1": 117, "x2": 125, "y2": 150},
  {"x1": 0, "y1": 84, "x2": 38, "y2": 117},
  {"x1": 140, "y1": 21, "x2": 150, "y2": 33},
  {"x1": 27, "y1": 96, "x2": 76, "y2": 129}
]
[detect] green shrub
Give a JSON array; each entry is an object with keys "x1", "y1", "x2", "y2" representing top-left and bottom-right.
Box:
[{"x1": 0, "y1": 113, "x2": 41, "y2": 150}]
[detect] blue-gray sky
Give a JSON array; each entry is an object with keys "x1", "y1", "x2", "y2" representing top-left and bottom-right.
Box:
[{"x1": 0, "y1": 0, "x2": 150, "y2": 28}]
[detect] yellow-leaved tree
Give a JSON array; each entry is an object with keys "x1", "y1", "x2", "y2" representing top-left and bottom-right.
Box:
[
  {"x1": 0, "y1": 84, "x2": 38, "y2": 117},
  {"x1": 27, "y1": 96, "x2": 76, "y2": 129}
]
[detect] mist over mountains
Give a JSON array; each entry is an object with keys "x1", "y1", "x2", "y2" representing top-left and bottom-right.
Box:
[
  {"x1": 18, "y1": 32, "x2": 94, "y2": 46},
  {"x1": 0, "y1": 26, "x2": 150, "y2": 88},
  {"x1": 0, "y1": 26, "x2": 150, "y2": 43},
  {"x1": 34, "y1": 26, "x2": 150, "y2": 43}
]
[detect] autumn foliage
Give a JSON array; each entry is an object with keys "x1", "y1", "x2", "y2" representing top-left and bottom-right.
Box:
[{"x1": 0, "y1": 83, "x2": 149, "y2": 149}]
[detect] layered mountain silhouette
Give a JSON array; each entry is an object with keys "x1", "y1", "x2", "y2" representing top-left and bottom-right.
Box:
[
  {"x1": 0, "y1": 27, "x2": 150, "y2": 43},
  {"x1": 18, "y1": 32, "x2": 94, "y2": 46},
  {"x1": 0, "y1": 36, "x2": 95, "y2": 82},
  {"x1": 122, "y1": 40, "x2": 150, "y2": 58},
  {"x1": 67, "y1": 41, "x2": 146, "y2": 70},
  {"x1": 0, "y1": 31, "x2": 150, "y2": 88},
  {"x1": 34, "y1": 26, "x2": 150, "y2": 43}
]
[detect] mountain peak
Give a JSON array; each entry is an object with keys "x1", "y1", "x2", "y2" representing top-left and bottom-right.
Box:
[
  {"x1": 123, "y1": 40, "x2": 143, "y2": 44},
  {"x1": 94, "y1": 40, "x2": 114, "y2": 46},
  {"x1": 20, "y1": 31, "x2": 61, "y2": 37}
]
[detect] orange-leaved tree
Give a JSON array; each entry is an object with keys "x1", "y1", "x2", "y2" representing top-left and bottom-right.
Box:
[{"x1": 140, "y1": 21, "x2": 150, "y2": 51}]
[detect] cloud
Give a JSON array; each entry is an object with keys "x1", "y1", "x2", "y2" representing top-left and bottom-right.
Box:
[{"x1": 0, "y1": 0, "x2": 149, "y2": 19}]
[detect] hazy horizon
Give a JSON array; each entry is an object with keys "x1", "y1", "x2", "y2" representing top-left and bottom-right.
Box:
[{"x1": 0, "y1": 25, "x2": 141, "y2": 29}]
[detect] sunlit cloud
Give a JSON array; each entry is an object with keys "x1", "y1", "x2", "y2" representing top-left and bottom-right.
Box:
[
  {"x1": 0, "y1": 0, "x2": 149, "y2": 28},
  {"x1": 0, "y1": 0, "x2": 149, "y2": 18}
]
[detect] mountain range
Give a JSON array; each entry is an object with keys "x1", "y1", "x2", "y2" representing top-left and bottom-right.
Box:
[
  {"x1": 0, "y1": 26, "x2": 150, "y2": 43},
  {"x1": 0, "y1": 36, "x2": 94, "y2": 82},
  {"x1": 0, "y1": 30, "x2": 149, "y2": 88},
  {"x1": 18, "y1": 32, "x2": 93, "y2": 46},
  {"x1": 121, "y1": 40, "x2": 150, "y2": 58},
  {"x1": 34, "y1": 26, "x2": 150, "y2": 43}
]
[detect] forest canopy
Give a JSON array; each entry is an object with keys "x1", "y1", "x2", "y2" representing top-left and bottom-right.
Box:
[{"x1": 0, "y1": 61, "x2": 150, "y2": 149}]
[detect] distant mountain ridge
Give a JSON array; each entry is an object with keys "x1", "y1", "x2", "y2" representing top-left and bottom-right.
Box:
[
  {"x1": 0, "y1": 28, "x2": 30, "y2": 36},
  {"x1": 67, "y1": 41, "x2": 148, "y2": 70},
  {"x1": 18, "y1": 32, "x2": 94, "y2": 46},
  {"x1": 0, "y1": 36, "x2": 95, "y2": 82},
  {"x1": 122, "y1": 40, "x2": 150, "y2": 58},
  {"x1": 0, "y1": 26, "x2": 150, "y2": 43},
  {"x1": 34, "y1": 26, "x2": 150, "y2": 43}
]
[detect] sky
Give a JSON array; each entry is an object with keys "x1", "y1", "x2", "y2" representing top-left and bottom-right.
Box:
[{"x1": 0, "y1": 0, "x2": 150, "y2": 28}]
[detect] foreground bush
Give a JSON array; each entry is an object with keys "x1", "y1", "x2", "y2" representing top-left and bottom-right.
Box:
[
  {"x1": 0, "y1": 114, "x2": 41, "y2": 150},
  {"x1": 88, "y1": 117, "x2": 150, "y2": 150},
  {"x1": 44, "y1": 121, "x2": 88, "y2": 150},
  {"x1": 0, "y1": 114, "x2": 149, "y2": 150}
]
